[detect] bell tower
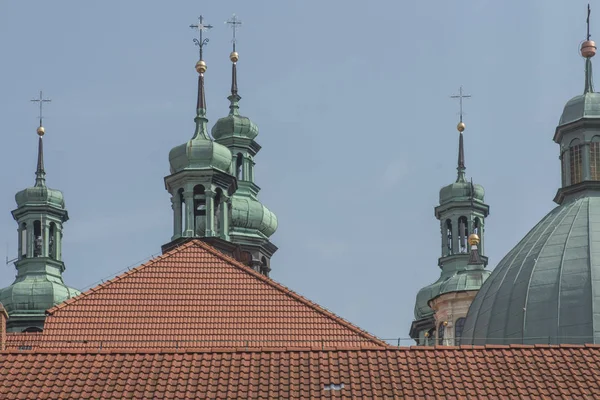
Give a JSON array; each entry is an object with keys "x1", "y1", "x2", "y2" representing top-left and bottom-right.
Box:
[
  {"x1": 410, "y1": 89, "x2": 490, "y2": 345},
  {"x1": 0, "y1": 93, "x2": 80, "y2": 332},
  {"x1": 164, "y1": 16, "x2": 237, "y2": 246},
  {"x1": 211, "y1": 14, "x2": 278, "y2": 275}
]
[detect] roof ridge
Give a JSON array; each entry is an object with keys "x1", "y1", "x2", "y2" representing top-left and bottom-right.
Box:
[
  {"x1": 4, "y1": 343, "x2": 599, "y2": 356},
  {"x1": 187, "y1": 239, "x2": 389, "y2": 347},
  {"x1": 46, "y1": 241, "x2": 197, "y2": 315}
]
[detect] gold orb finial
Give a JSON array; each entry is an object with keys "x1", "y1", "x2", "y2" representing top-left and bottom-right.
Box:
[
  {"x1": 230, "y1": 51, "x2": 239, "y2": 63},
  {"x1": 424, "y1": 332, "x2": 430, "y2": 338},
  {"x1": 443, "y1": 321, "x2": 448, "y2": 326},
  {"x1": 457, "y1": 121, "x2": 466, "y2": 132},
  {"x1": 582, "y1": 40, "x2": 597, "y2": 58},
  {"x1": 468, "y1": 233, "x2": 480, "y2": 246},
  {"x1": 195, "y1": 60, "x2": 207, "y2": 74},
  {"x1": 37, "y1": 126, "x2": 45, "y2": 136}
]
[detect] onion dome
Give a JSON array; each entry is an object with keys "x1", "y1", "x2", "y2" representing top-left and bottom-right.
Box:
[
  {"x1": 231, "y1": 195, "x2": 278, "y2": 238},
  {"x1": 211, "y1": 52, "x2": 259, "y2": 141},
  {"x1": 414, "y1": 282, "x2": 441, "y2": 320},
  {"x1": 439, "y1": 123, "x2": 485, "y2": 205},
  {"x1": 559, "y1": 41, "x2": 600, "y2": 126},
  {"x1": 0, "y1": 281, "x2": 80, "y2": 318},
  {"x1": 169, "y1": 59, "x2": 232, "y2": 174},
  {"x1": 15, "y1": 131, "x2": 66, "y2": 210}
]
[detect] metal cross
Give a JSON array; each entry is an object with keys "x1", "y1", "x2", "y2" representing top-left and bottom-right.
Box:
[
  {"x1": 190, "y1": 15, "x2": 212, "y2": 59},
  {"x1": 226, "y1": 14, "x2": 243, "y2": 51},
  {"x1": 450, "y1": 86, "x2": 471, "y2": 123},
  {"x1": 587, "y1": 3, "x2": 592, "y2": 41},
  {"x1": 30, "y1": 91, "x2": 51, "y2": 127}
]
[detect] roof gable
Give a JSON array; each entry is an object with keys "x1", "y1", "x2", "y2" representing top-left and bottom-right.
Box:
[{"x1": 35, "y1": 240, "x2": 385, "y2": 350}]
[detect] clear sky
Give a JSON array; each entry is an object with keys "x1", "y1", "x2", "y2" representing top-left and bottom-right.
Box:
[{"x1": 0, "y1": 1, "x2": 592, "y2": 343}]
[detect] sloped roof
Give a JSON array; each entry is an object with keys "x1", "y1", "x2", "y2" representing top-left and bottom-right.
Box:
[
  {"x1": 0, "y1": 345, "x2": 599, "y2": 399},
  {"x1": 33, "y1": 240, "x2": 384, "y2": 350}
]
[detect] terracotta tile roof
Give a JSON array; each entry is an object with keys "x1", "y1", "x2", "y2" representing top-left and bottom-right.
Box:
[
  {"x1": 5, "y1": 332, "x2": 42, "y2": 350},
  {"x1": 1, "y1": 345, "x2": 599, "y2": 399},
  {"x1": 33, "y1": 240, "x2": 385, "y2": 350}
]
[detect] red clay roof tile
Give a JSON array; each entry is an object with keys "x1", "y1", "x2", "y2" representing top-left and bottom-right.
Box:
[
  {"x1": 24, "y1": 240, "x2": 385, "y2": 350},
  {"x1": 1, "y1": 346, "x2": 596, "y2": 399}
]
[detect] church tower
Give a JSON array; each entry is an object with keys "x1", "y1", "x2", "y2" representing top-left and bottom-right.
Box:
[
  {"x1": 410, "y1": 97, "x2": 490, "y2": 345},
  {"x1": 164, "y1": 16, "x2": 237, "y2": 247},
  {"x1": 211, "y1": 15, "x2": 278, "y2": 275},
  {"x1": 0, "y1": 96, "x2": 80, "y2": 332}
]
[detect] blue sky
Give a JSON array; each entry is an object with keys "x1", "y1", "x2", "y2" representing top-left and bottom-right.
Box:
[{"x1": 0, "y1": 1, "x2": 591, "y2": 343}]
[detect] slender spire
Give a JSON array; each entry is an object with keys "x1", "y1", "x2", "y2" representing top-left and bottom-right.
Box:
[
  {"x1": 226, "y1": 14, "x2": 243, "y2": 116},
  {"x1": 583, "y1": 4, "x2": 596, "y2": 93},
  {"x1": 450, "y1": 86, "x2": 471, "y2": 183},
  {"x1": 190, "y1": 15, "x2": 212, "y2": 139},
  {"x1": 30, "y1": 91, "x2": 51, "y2": 187}
]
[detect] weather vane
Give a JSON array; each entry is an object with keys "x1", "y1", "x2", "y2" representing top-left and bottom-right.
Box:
[
  {"x1": 587, "y1": 3, "x2": 592, "y2": 41},
  {"x1": 30, "y1": 91, "x2": 51, "y2": 128},
  {"x1": 190, "y1": 15, "x2": 212, "y2": 59},
  {"x1": 226, "y1": 14, "x2": 242, "y2": 52},
  {"x1": 450, "y1": 86, "x2": 471, "y2": 123}
]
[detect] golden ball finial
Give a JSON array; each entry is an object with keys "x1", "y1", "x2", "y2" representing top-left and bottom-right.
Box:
[
  {"x1": 468, "y1": 233, "x2": 480, "y2": 246},
  {"x1": 37, "y1": 126, "x2": 45, "y2": 136},
  {"x1": 457, "y1": 121, "x2": 466, "y2": 132},
  {"x1": 230, "y1": 51, "x2": 239, "y2": 63},
  {"x1": 424, "y1": 332, "x2": 430, "y2": 338},
  {"x1": 582, "y1": 40, "x2": 597, "y2": 58},
  {"x1": 195, "y1": 60, "x2": 207, "y2": 74}
]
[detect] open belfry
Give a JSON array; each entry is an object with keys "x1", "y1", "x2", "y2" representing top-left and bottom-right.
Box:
[{"x1": 2, "y1": 7, "x2": 600, "y2": 399}]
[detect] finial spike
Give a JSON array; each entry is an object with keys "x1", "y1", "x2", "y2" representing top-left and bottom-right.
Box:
[
  {"x1": 588, "y1": 3, "x2": 592, "y2": 41},
  {"x1": 226, "y1": 14, "x2": 243, "y2": 115},
  {"x1": 190, "y1": 15, "x2": 210, "y2": 139}
]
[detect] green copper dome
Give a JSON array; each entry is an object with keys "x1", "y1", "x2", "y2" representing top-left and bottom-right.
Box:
[
  {"x1": 15, "y1": 186, "x2": 64, "y2": 209},
  {"x1": 169, "y1": 138, "x2": 232, "y2": 174},
  {"x1": 169, "y1": 68, "x2": 233, "y2": 175},
  {"x1": 0, "y1": 276, "x2": 80, "y2": 330},
  {"x1": 414, "y1": 267, "x2": 490, "y2": 320},
  {"x1": 212, "y1": 113, "x2": 258, "y2": 141},
  {"x1": 231, "y1": 195, "x2": 278, "y2": 238},
  {"x1": 414, "y1": 280, "x2": 441, "y2": 320},
  {"x1": 462, "y1": 196, "x2": 600, "y2": 344},
  {"x1": 438, "y1": 132, "x2": 484, "y2": 205},
  {"x1": 559, "y1": 59, "x2": 600, "y2": 126},
  {"x1": 211, "y1": 61, "x2": 258, "y2": 141},
  {"x1": 439, "y1": 181, "x2": 484, "y2": 205},
  {"x1": 559, "y1": 92, "x2": 600, "y2": 125}
]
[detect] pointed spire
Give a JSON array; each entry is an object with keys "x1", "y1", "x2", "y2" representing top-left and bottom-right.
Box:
[
  {"x1": 35, "y1": 134, "x2": 46, "y2": 187},
  {"x1": 457, "y1": 132, "x2": 466, "y2": 182},
  {"x1": 583, "y1": 3, "x2": 597, "y2": 94},
  {"x1": 190, "y1": 15, "x2": 212, "y2": 139},
  {"x1": 450, "y1": 86, "x2": 470, "y2": 183},
  {"x1": 226, "y1": 14, "x2": 243, "y2": 116}
]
